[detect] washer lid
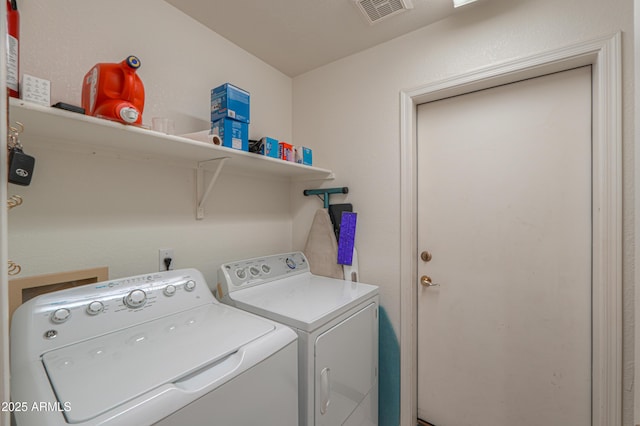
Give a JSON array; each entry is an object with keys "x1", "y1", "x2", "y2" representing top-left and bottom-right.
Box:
[
  {"x1": 231, "y1": 273, "x2": 378, "y2": 332},
  {"x1": 42, "y1": 304, "x2": 275, "y2": 423}
]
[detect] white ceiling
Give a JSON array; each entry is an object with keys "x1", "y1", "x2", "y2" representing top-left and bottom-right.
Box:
[{"x1": 165, "y1": 0, "x2": 460, "y2": 77}]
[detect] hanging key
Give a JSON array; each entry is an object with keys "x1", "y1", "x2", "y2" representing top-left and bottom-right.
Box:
[
  {"x1": 7, "y1": 122, "x2": 35, "y2": 186},
  {"x1": 8, "y1": 145, "x2": 35, "y2": 186}
]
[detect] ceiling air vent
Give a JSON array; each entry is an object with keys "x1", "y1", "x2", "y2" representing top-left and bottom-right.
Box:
[{"x1": 354, "y1": 0, "x2": 413, "y2": 25}]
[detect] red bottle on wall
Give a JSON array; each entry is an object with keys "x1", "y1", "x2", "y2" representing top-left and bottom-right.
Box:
[
  {"x1": 6, "y1": 0, "x2": 19, "y2": 98},
  {"x1": 81, "y1": 56, "x2": 145, "y2": 125}
]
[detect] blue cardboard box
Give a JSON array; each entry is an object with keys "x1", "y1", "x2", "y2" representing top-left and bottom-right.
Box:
[
  {"x1": 295, "y1": 146, "x2": 313, "y2": 165},
  {"x1": 260, "y1": 137, "x2": 280, "y2": 159},
  {"x1": 211, "y1": 83, "x2": 250, "y2": 123},
  {"x1": 211, "y1": 118, "x2": 249, "y2": 151}
]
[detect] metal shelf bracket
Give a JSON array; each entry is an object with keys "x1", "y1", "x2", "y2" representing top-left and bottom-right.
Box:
[{"x1": 196, "y1": 157, "x2": 229, "y2": 220}]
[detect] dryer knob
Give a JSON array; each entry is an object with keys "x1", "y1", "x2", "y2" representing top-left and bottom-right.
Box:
[
  {"x1": 164, "y1": 285, "x2": 177, "y2": 297},
  {"x1": 285, "y1": 257, "x2": 297, "y2": 270},
  {"x1": 124, "y1": 289, "x2": 147, "y2": 308},
  {"x1": 51, "y1": 308, "x2": 71, "y2": 324},
  {"x1": 235, "y1": 268, "x2": 247, "y2": 280},
  {"x1": 184, "y1": 280, "x2": 196, "y2": 292}
]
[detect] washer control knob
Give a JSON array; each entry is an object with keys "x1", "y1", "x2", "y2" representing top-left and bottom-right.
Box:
[
  {"x1": 249, "y1": 266, "x2": 260, "y2": 277},
  {"x1": 51, "y1": 308, "x2": 71, "y2": 324},
  {"x1": 261, "y1": 264, "x2": 271, "y2": 274},
  {"x1": 124, "y1": 289, "x2": 147, "y2": 309},
  {"x1": 184, "y1": 280, "x2": 196, "y2": 292},
  {"x1": 163, "y1": 285, "x2": 177, "y2": 297},
  {"x1": 86, "y1": 301, "x2": 104, "y2": 316},
  {"x1": 236, "y1": 268, "x2": 247, "y2": 280}
]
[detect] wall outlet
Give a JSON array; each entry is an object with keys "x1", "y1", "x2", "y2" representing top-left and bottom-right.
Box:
[{"x1": 159, "y1": 248, "x2": 174, "y2": 271}]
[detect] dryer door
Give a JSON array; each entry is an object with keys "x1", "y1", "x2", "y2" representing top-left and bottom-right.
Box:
[{"x1": 315, "y1": 302, "x2": 378, "y2": 426}]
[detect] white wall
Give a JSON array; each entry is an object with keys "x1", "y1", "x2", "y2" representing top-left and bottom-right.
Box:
[
  {"x1": 8, "y1": 0, "x2": 295, "y2": 283},
  {"x1": 291, "y1": 0, "x2": 635, "y2": 422}
]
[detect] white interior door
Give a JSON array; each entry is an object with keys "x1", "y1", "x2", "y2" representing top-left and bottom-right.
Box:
[{"x1": 416, "y1": 66, "x2": 592, "y2": 426}]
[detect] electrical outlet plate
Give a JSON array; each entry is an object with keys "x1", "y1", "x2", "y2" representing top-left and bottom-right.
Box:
[{"x1": 158, "y1": 248, "x2": 174, "y2": 271}]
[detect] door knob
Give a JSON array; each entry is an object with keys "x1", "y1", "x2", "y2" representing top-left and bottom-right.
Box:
[
  {"x1": 420, "y1": 275, "x2": 439, "y2": 287},
  {"x1": 420, "y1": 251, "x2": 432, "y2": 262}
]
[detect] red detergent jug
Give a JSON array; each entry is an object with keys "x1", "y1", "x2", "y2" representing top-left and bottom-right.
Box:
[{"x1": 81, "y1": 56, "x2": 145, "y2": 125}]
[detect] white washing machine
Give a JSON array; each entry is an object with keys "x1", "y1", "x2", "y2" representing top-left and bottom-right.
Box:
[
  {"x1": 215, "y1": 252, "x2": 379, "y2": 426},
  {"x1": 10, "y1": 268, "x2": 298, "y2": 426}
]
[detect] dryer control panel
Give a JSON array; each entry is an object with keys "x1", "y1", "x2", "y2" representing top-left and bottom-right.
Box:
[{"x1": 216, "y1": 252, "x2": 309, "y2": 300}]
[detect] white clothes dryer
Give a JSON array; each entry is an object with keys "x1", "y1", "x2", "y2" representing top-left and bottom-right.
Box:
[
  {"x1": 216, "y1": 252, "x2": 379, "y2": 426},
  {"x1": 11, "y1": 269, "x2": 298, "y2": 426}
]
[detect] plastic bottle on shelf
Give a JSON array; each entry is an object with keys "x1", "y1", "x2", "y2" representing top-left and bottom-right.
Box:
[{"x1": 81, "y1": 55, "x2": 145, "y2": 125}]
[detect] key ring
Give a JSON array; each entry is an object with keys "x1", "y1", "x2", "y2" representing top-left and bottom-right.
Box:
[{"x1": 8, "y1": 121, "x2": 24, "y2": 149}]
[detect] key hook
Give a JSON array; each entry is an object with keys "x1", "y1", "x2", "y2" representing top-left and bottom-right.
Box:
[{"x1": 9, "y1": 121, "x2": 24, "y2": 135}]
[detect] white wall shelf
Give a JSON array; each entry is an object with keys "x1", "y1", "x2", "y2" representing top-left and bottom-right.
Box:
[{"x1": 9, "y1": 99, "x2": 334, "y2": 219}]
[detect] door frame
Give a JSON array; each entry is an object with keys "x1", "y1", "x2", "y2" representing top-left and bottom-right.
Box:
[
  {"x1": 399, "y1": 33, "x2": 622, "y2": 426},
  {"x1": 0, "y1": 3, "x2": 10, "y2": 426}
]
